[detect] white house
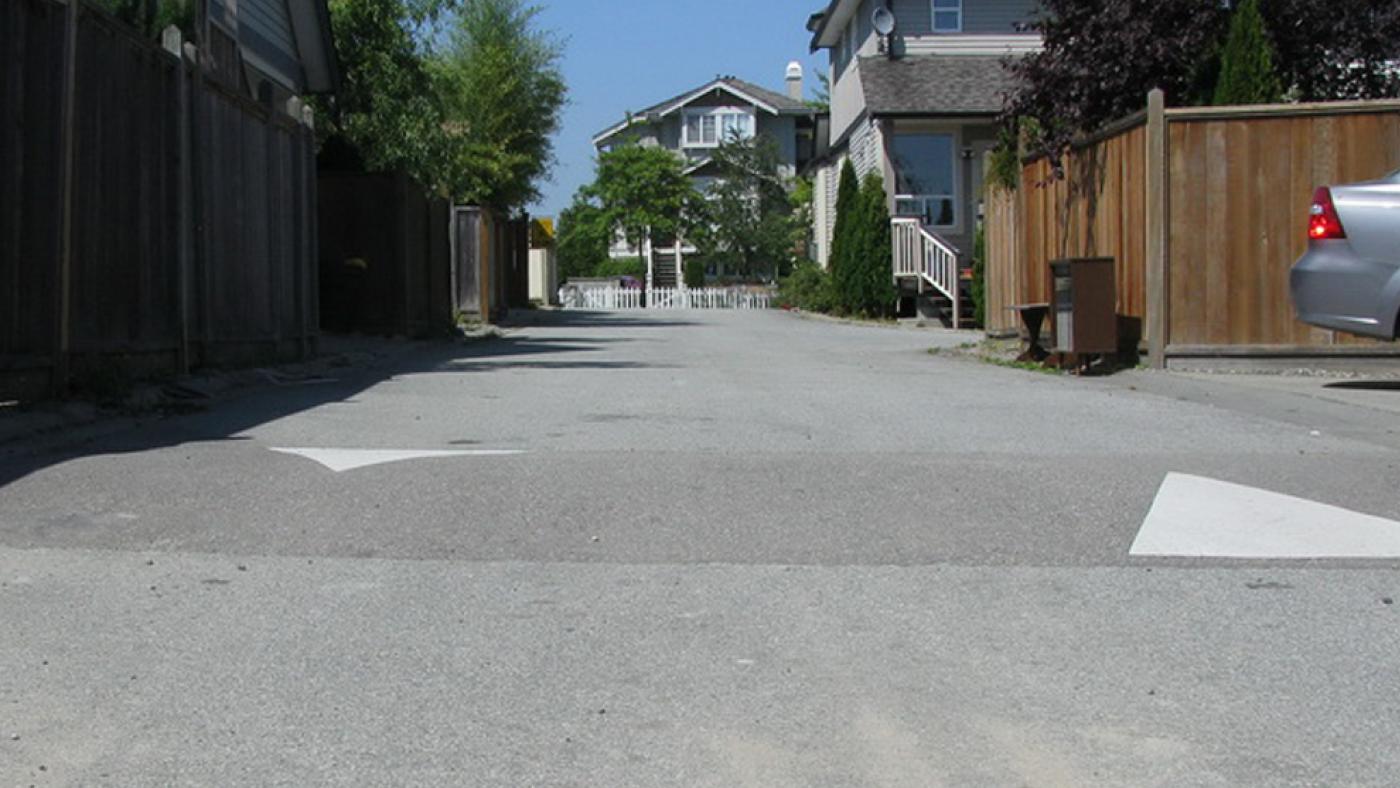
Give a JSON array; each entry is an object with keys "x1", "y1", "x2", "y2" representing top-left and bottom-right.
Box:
[{"x1": 805, "y1": 0, "x2": 1042, "y2": 322}]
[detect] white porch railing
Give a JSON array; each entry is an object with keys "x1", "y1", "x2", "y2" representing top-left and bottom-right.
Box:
[
  {"x1": 891, "y1": 217, "x2": 963, "y2": 329},
  {"x1": 560, "y1": 286, "x2": 773, "y2": 311}
]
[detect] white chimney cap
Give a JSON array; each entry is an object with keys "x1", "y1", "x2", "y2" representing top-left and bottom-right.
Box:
[{"x1": 786, "y1": 61, "x2": 804, "y2": 80}]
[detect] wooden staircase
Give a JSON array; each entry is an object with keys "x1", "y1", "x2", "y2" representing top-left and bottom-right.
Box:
[
  {"x1": 651, "y1": 250, "x2": 679, "y2": 289},
  {"x1": 892, "y1": 218, "x2": 969, "y2": 329}
]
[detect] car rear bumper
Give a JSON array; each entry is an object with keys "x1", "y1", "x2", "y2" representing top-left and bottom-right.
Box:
[{"x1": 1290, "y1": 245, "x2": 1393, "y2": 339}]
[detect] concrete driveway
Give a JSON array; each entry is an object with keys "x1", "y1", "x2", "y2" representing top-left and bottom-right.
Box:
[{"x1": 2, "y1": 310, "x2": 1399, "y2": 786}]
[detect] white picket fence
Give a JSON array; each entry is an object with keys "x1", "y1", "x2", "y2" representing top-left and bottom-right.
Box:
[{"x1": 560, "y1": 286, "x2": 773, "y2": 311}]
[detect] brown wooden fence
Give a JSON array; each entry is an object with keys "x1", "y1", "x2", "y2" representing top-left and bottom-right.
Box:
[
  {"x1": 985, "y1": 90, "x2": 1400, "y2": 366},
  {"x1": 319, "y1": 172, "x2": 452, "y2": 338},
  {"x1": 1, "y1": 0, "x2": 317, "y2": 399}
]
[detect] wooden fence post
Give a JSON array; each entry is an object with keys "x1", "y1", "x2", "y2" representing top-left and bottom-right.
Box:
[
  {"x1": 166, "y1": 27, "x2": 193, "y2": 374},
  {"x1": 1145, "y1": 88, "x2": 1170, "y2": 369},
  {"x1": 53, "y1": 0, "x2": 79, "y2": 395}
]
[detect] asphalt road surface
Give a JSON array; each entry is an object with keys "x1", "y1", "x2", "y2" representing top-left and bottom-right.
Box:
[{"x1": 3, "y1": 310, "x2": 1400, "y2": 786}]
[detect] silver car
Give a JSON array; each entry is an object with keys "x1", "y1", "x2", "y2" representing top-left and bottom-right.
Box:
[{"x1": 1290, "y1": 169, "x2": 1400, "y2": 339}]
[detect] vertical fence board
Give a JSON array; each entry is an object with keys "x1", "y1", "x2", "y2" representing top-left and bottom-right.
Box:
[
  {"x1": 1166, "y1": 108, "x2": 1400, "y2": 348},
  {"x1": 1, "y1": 0, "x2": 319, "y2": 398},
  {"x1": 983, "y1": 183, "x2": 1022, "y2": 335},
  {"x1": 987, "y1": 99, "x2": 1400, "y2": 359},
  {"x1": 1, "y1": 0, "x2": 65, "y2": 365}
]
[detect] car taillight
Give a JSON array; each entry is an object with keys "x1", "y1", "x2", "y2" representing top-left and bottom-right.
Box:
[{"x1": 1308, "y1": 187, "x2": 1347, "y2": 241}]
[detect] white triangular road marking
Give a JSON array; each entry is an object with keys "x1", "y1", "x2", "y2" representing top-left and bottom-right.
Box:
[
  {"x1": 1131, "y1": 473, "x2": 1400, "y2": 559},
  {"x1": 270, "y1": 447, "x2": 526, "y2": 473}
]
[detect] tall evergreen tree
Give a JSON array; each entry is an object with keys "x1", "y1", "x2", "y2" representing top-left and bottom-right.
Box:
[
  {"x1": 827, "y1": 159, "x2": 861, "y2": 311},
  {"x1": 1214, "y1": 0, "x2": 1283, "y2": 105},
  {"x1": 842, "y1": 173, "x2": 897, "y2": 318}
]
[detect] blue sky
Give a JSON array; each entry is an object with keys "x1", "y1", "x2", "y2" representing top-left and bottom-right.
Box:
[{"x1": 528, "y1": 0, "x2": 829, "y2": 219}]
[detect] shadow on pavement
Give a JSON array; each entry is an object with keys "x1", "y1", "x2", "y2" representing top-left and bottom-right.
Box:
[
  {"x1": 0, "y1": 309, "x2": 679, "y2": 489},
  {"x1": 507, "y1": 309, "x2": 704, "y2": 330},
  {"x1": 1323, "y1": 380, "x2": 1400, "y2": 391}
]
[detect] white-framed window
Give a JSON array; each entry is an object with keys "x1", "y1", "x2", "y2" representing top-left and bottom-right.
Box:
[
  {"x1": 932, "y1": 0, "x2": 963, "y2": 33},
  {"x1": 892, "y1": 132, "x2": 958, "y2": 229},
  {"x1": 682, "y1": 108, "x2": 754, "y2": 148}
]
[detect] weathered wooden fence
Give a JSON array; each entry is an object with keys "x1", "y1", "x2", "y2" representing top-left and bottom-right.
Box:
[
  {"x1": 319, "y1": 172, "x2": 452, "y2": 338},
  {"x1": 985, "y1": 90, "x2": 1400, "y2": 366},
  {"x1": 1, "y1": 0, "x2": 317, "y2": 399},
  {"x1": 452, "y1": 206, "x2": 528, "y2": 324}
]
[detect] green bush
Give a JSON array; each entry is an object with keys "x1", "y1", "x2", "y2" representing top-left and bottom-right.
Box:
[
  {"x1": 827, "y1": 160, "x2": 861, "y2": 312},
  {"x1": 684, "y1": 258, "x2": 706, "y2": 289},
  {"x1": 971, "y1": 224, "x2": 987, "y2": 327},
  {"x1": 593, "y1": 257, "x2": 644, "y2": 278},
  {"x1": 831, "y1": 173, "x2": 897, "y2": 318},
  {"x1": 777, "y1": 260, "x2": 836, "y2": 313}
]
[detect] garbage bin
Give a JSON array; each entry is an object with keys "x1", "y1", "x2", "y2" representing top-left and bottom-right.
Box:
[{"x1": 1050, "y1": 257, "x2": 1117, "y2": 355}]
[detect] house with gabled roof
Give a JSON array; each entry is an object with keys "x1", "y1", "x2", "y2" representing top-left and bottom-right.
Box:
[
  {"x1": 593, "y1": 71, "x2": 817, "y2": 287},
  {"x1": 805, "y1": 0, "x2": 1041, "y2": 325}
]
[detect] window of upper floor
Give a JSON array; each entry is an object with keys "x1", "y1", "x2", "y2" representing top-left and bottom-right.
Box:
[
  {"x1": 932, "y1": 0, "x2": 963, "y2": 33},
  {"x1": 683, "y1": 108, "x2": 755, "y2": 148}
]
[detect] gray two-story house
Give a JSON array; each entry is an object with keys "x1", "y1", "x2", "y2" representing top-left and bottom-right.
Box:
[
  {"x1": 593, "y1": 70, "x2": 817, "y2": 286},
  {"x1": 206, "y1": 0, "x2": 338, "y2": 108},
  {"x1": 806, "y1": 0, "x2": 1040, "y2": 323}
]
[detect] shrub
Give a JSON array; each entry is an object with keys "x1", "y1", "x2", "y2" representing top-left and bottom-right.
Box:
[
  {"x1": 777, "y1": 260, "x2": 836, "y2": 313},
  {"x1": 593, "y1": 257, "x2": 644, "y2": 278},
  {"x1": 833, "y1": 173, "x2": 897, "y2": 318},
  {"x1": 971, "y1": 224, "x2": 987, "y2": 327},
  {"x1": 827, "y1": 160, "x2": 861, "y2": 312},
  {"x1": 684, "y1": 258, "x2": 706, "y2": 289}
]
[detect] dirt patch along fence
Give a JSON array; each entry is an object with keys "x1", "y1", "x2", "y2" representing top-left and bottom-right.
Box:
[
  {"x1": 984, "y1": 89, "x2": 1400, "y2": 367},
  {"x1": 1, "y1": 1, "x2": 318, "y2": 400}
]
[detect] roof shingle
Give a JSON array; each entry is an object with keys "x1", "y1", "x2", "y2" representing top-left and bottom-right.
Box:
[{"x1": 858, "y1": 55, "x2": 1016, "y2": 117}]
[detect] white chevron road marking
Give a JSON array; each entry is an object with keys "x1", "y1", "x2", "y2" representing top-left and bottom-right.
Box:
[
  {"x1": 1131, "y1": 473, "x2": 1400, "y2": 559},
  {"x1": 270, "y1": 447, "x2": 526, "y2": 473}
]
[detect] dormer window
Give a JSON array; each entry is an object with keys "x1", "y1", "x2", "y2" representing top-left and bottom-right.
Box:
[
  {"x1": 683, "y1": 108, "x2": 753, "y2": 148},
  {"x1": 932, "y1": 0, "x2": 962, "y2": 33}
]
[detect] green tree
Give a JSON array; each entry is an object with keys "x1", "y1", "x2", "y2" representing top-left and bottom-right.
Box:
[
  {"x1": 1213, "y1": 0, "x2": 1283, "y2": 105},
  {"x1": 837, "y1": 173, "x2": 897, "y2": 318},
  {"x1": 684, "y1": 259, "x2": 707, "y2": 289},
  {"x1": 555, "y1": 187, "x2": 611, "y2": 281},
  {"x1": 827, "y1": 159, "x2": 861, "y2": 312},
  {"x1": 432, "y1": 0, "x2": 566, "y2": 210},
  {"x1": 690, "y1": 135, "x2": 799, "y2": 282},
  {"x1": 315, "y1": 0, "x2": 458, "y2": 187},
  {"x1": 807, "y1": 71, "x2": 831, "y2": 112},
  {"x1": 591, "y1": 144, "x2": 694, "y2": 265}
]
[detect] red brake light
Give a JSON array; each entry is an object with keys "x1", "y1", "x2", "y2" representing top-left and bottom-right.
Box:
[{"x1": 1308, "y1": 187, "x2": 1347, "y2": 240}]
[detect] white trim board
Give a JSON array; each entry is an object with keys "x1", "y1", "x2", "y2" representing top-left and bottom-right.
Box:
[
  {"x1": 1131, "y1": 473, "x2": 1400, "y2": 559},
  {"x1": 593, "y1": 81, "x2": 782, "y2": 147}
]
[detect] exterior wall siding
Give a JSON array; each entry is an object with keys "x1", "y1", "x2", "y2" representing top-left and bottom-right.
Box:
[
  {"x1": 830, "y1": 58, "x2": 867, "y2": 145},
  {"x1": 242, "y1": 0, "x2": 296, "y2": 54},
  {"x1": 851, "y1": 119, "x2": 880, "y2": 182},
  {"x1": 816, "y1": 155, "x2": 847, "y2": 269},
  {"x1": 889, "y1": 0, "x2": 1038, "y2": 36}
]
